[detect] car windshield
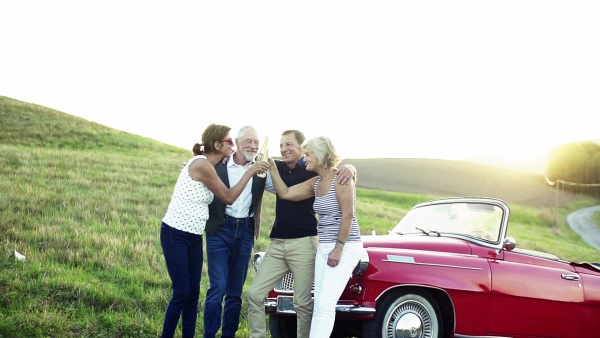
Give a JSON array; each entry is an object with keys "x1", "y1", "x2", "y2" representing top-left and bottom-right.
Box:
[{"x1": 391, "y1": 201, "x2": 503, "y2": 243}]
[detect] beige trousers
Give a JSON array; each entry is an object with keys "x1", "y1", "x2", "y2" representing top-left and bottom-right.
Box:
[{"x1": 246, "y1": 236, "x2": 318, "y2": 338}]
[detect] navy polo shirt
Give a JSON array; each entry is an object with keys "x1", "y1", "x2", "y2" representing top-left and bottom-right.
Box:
[{"x1": 269, "y1": 158, "x2": 318, "y2": 239}]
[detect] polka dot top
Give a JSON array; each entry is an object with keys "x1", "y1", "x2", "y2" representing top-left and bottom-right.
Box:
[{"x1": 162, "y1": 155, "x2": 214, "y2": 235}]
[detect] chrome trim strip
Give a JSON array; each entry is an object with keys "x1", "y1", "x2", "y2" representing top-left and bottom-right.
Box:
[
  {"x1": 386, "y1": 255, "x2": 415, "y2": 263},
  {"x1": 377, "y1": 248, "x2": 479, "y2": 258},
  {"x1": 381, "y1": 260, "x2": 482, "y2": 270},
  {"x1": 266, "y1": 300, "x2": 376, "y2": 316},
  {"x1": 335, "y1": 305, "x2": 376, "y2": 315}
]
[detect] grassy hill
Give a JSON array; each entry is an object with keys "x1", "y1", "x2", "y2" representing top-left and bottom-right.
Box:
[
  {"x1": 339, "y1": 157, "x2": 584, "y2": 209},
  {"x1": 1, "y1": 95, "x2": 599, "y2": 337}
]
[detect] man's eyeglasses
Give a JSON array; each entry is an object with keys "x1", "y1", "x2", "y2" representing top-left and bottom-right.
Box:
[{"x1": 220, "y1": 138, "x2": 233, "y2": 145}]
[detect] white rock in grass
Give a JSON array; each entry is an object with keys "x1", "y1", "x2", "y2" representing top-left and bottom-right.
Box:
[{"x1": 14, "y1": 250, "x2": 26, "y2": 261}]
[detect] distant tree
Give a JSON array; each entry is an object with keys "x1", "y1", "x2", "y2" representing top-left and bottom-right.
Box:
[{"x1": 546, "y1": 141, "x2": 600, "y2": 196}]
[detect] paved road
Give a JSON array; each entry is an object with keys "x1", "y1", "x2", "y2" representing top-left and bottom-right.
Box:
[{"x1": 566, "y1": 205, "x2": 600, "y2": 250}]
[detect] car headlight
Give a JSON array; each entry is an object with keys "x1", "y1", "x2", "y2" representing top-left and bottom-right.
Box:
[{"x1": 252, "y1": 252, "x2": 265, "y2": 272}]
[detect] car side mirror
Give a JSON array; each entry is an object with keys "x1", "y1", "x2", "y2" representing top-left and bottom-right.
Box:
[{"x1": 502, "y1": 236, "x2": 517, "y2": 251}]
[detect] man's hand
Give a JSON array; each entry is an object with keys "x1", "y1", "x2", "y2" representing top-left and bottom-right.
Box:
[{"x1": 337, "y1": 164, "x2": 357, "y2": 185}]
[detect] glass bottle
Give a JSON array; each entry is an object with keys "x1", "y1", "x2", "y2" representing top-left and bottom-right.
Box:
[{"x1": 256, "y1": 137, "x2": 268, "y2": 178}]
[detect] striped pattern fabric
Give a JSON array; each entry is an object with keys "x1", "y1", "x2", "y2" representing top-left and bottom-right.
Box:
[{"x1": 313, "y1": 175, "x2": 361, "y2": 244}]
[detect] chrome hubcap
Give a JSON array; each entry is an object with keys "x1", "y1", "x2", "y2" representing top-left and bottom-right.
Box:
[{"x1": 386, "y1": 300, "x2": 432, "y2": 338}]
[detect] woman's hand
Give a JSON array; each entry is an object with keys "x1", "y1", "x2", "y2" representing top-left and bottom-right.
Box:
[{"x1": 327, "y1": 247, "x2": 343, "y2": 267}]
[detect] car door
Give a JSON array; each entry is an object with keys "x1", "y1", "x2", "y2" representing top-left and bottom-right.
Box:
[{"x1": 488, "y1": 250, "x2": 583, "y2": 338}]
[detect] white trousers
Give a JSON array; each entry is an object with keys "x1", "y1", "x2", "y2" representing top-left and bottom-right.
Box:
[{"x1": 309, "y1": 241, "x2": 363, "y2": 338}]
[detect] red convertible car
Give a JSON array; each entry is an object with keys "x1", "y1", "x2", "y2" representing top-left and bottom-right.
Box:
[{"x1": 252, "y1": 197, "x2": 600, "y2": 338}]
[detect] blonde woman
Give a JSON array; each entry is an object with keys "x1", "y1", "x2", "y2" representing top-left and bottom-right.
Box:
[{"x1": 267, "y1": 136, "x2": 363, "y2": 338}]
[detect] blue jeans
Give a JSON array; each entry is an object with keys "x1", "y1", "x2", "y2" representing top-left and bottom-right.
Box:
[
  {"x1": 160, "y1": 222, "x2": 204, "y2": 338},
  {"x1": 203, "y1": 216, "x2": 255, "y2": 338}
]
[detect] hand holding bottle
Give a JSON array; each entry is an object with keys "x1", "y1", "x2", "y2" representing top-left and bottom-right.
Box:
[
  {"x1": 250, "y1": 160, "x2": 270, "y2": 177},
  {"x1": 255, "y1": 137, "x2": 269, "y2": 178}
]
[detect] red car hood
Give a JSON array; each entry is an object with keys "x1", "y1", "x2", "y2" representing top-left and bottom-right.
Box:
[{"x1": 361, "y1": 234, "x2": 473, "y2": 255}]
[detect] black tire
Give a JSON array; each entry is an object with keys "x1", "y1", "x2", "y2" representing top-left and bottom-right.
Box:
[
  {"x1": 362, "y1": 292, "x2": 443, "y2": 338},
  {"x1": 268, "y1": 315, "x2": 297, "y2": 338}
]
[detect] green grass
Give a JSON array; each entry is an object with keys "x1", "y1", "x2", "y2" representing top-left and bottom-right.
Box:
[
  {"x1": 1, "y1": 95, "x2": 599, "y2": 337},
  {"x1": 593, "y1": 210, "x2": 600, "y2": 229}
]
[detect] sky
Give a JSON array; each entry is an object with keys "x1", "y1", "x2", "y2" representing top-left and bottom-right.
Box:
[{"x1": 1, "y1": 1, "x2": 599, "y2": 164}]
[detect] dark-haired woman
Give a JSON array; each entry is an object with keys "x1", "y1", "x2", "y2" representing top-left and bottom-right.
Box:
[{"x1": 159, "y1": 123, "x2": 268, "y2": 338}]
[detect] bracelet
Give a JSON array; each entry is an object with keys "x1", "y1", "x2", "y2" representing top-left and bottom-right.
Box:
[{"x1": 336, "y1": 239, "x2": 345, "y2": 245}]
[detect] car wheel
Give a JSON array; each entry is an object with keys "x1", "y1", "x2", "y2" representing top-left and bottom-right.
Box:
[
  {"x1": 268, "y1": 315, "x2": 297, "y2": 338},
  {"x1": 363, "y1": 292, "x2": 443, "y2": 338}
]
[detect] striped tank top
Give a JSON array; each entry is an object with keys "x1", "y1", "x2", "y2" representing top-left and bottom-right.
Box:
[{"x1": 313, "y1": 175, "x2": 361, "y2": 244}]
